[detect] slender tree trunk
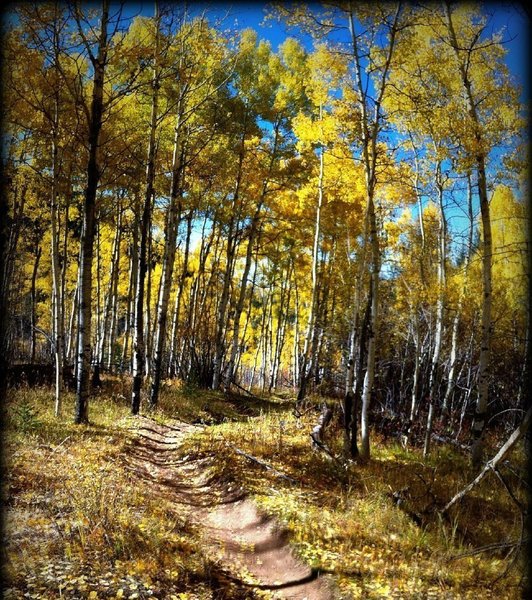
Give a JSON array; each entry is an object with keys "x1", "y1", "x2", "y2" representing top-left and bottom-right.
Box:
[
  {"x1": 297, "y1": 115, "x2": 325, "y2": 407},
  {"x1": 456, "y1": 325, "x2": 476, "y2": 440},
  {"x1": 60, "y1": 181, "x2": 71, "y2": 370},
  {"x1": 270, "y1": 261, "x2": 291, "y2": 391},
  {"x1": 404, "y1": 158, "x2": 428, "y2": 444},
  {"x1": 352, "y1": 284, "x2": 372, "y2": 457},
  {"x1": 75, "y1": 0, "x2": 109, "y2": 424},
  {"x1": 445, "y1": 3, "x2": 493, "y2": 469},
  {"x1": 261, "y1": 289, "x2": 274, "y2": 391},
  {"x1": 131, "y1": 195, "x2": 151, "y2": 413},
  {"x1": 292, "y1": 273, "x2": 300, "y2": 389},
  {"x1": 405, "y1": 318, "x2": 423, "y2": 444},
  {"x1": 443, "y1": 172, "x2": 474, "y2": 415},
  {"x1": 149, "y1": 111, "x2": 185, "y2": 407},
  {"x1": 226, "y1": 209, "x2": 261, "y2": 388},
  {"x1": 106, "y1": 205, "x2": 122, "y2": 372},
  {"x1": 348, "y1": 2, "x2": 401, "y2": 460},
  {"x1": 227, "y1": 122, "x2": 281, "y2": 389},
  {"x1": 359, "y1": 198, "x2": 380, "y2": 460},
  {"x1": 94, "y1": 218, "x2": 102, "y2": 373},
  {"x1": 185, "y1": 215, "x2": 216, "y2": 379},
  {"x1": 2, "y1": 177, "x2": 27, "y2": 309},
  {"x1": 409, "y1": 132, "x2": 426, "y2": 282},
  {"x1": 30, "y1": 246, "x2": 42, "y2": 363},
  {"x1": 98, "y1": 203, "x2": 122, "y2": 368},
  {"x1": 50, "y1": 103, "x2": 64, "y2": 417},
  {"x1": 168, "y1": 210, "x2": 193, "y2": 378},
  {"x1": 251, "y1": 287, "x2": 269, "y2": 391},
  {"x1": 344, "y1": 329, "x2": 357, "y2": 455},
  {"x1": 121, "y1": 203, "x2": 139, "y2": 372},
  {"x1": 424, "y1": 164, "x2": 446, "y2": 457},
  {"x1": 471, "y1": 162, "x2": 492, "y2": 468},
  {"x1": 313, "y1": 268, "x2": 329, "y2": 387},
  {"x1": 67, "y1": 247, "x2": 82, "y2": 366},
  {"x1": 212, "y1": 123, "x2": 248, "y2": 391},
  {"x1": 132, "y1": 3, "x2": 160, "y2": 414},
  {"x1": 344, "y1": 205, "x2": 371, "y2": 457},
  {"x1": 167, "y1": 279, "x2": 181, "y2": 378},
  {"x1": 144, "y1": 221, "x2": 153, "y2": 376},
  {"x1": 236, "y1": 243, "x2": 260, "y2": 384},
  {"x1": 0, "y1": 158, "x2": 10, "y2": 401},
  {"x1": 66, "y1": 287, "x2": 78, "y2": 364}
]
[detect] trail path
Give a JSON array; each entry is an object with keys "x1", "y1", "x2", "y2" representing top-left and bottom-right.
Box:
[{"x1": 122, "y1": 416, "x2": 333, "y2": 600}]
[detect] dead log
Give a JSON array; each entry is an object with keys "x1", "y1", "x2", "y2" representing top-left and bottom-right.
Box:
[
  {"x1": 310, "y1": 403, "x2": 333, "y2": 450},
  {"x1": 441, "y1": 405, "x2": 531, "y2": 514},
  {"x1": 309, "y1": 403, "x2": 344, "y2": 465},
  {"x1": 224, "y1": 442, "x2": 298, "y2": 485},
  {"x1": 431, "y1": 433, "x2": 470, "y2": 452}
]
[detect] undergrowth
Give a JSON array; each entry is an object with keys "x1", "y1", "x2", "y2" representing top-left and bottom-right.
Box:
[
  {"x1": 2, "y1": 381, "x2": 263, "y2": 600},
  {"x1": 3, "y1": 378, "x2": 528, "y2": 599},
  {"x1": 177, "y1": 392, "x2": 527, "y2": 599}
]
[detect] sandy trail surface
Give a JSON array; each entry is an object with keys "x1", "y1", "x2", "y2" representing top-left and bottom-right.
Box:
[{"x1": 123, "y1": 415, "x2": 333, "y2": 599}]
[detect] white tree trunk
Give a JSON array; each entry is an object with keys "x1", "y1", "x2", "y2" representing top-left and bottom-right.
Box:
[
  {"x1": 445, "y1": 4, "x2": 493, "y2": 469},
  {"x1": 297, "y1": 111, "x2": 325, "y2": 406},
  {"x1": 424, "y1": 163, "x2": 446, "y2": 457}
]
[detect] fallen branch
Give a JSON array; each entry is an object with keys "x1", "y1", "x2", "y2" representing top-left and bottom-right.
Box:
[
  {"x1": 310, "y1": 404, "x2": 333, "y2": 449},
  {"x1": 52, "y1": 435, "x2": 72, "y2": 453},
  {"x1": 431, "y1": 433, "x2": 470, "y2": 451},
  {"x1": 224, "y1": 442, "x2": 299, "y2": 485},
  {"x1": 225, "y1": 379, "x2": 260, "y2": 399},
  {"x1": 447, "y1": 537, "x2": 530, "y2": 561},
  {"x1": 309, "y1": 404, "x2": 344, "y2": 465},
  {"x1": 441, "y1": 405, "x2": 532, "y2": 515},
  {"x1": 389, "y1": 486, "x2": 423, "y2": 526},
  {"x1": 310, "y1": 434, "x2": 343, "y2": 465},
  {"x1": 293, "y1": 403, "x2": 318, "y2": 418}
]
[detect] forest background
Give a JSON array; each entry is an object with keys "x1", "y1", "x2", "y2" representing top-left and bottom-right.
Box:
[
  {"x1": 1, "y1": 0, "x2": 529, "y2": 454},
  {"x1": 1, "y1": 1, "x2": 531, "y2": 598}
]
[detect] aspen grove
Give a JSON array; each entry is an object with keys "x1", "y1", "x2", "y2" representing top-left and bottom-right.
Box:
[
  {"x1": 2, "y1": 2, "x2": 531, "y2": 598},
  {"x1": 4, "y1": 1, "x2": 527, "y2": 454}
]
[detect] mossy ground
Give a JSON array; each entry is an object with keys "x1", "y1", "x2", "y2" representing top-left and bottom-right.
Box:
[{"x1": 2, "y1": 376, "x2": 527, "y2": 599}]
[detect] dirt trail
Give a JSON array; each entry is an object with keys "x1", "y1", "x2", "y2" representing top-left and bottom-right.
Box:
[{"x1": 123, "y1": 416, "x2": 333, "y2": 600}]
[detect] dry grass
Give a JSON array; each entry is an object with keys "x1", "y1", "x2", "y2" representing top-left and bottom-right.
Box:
[
  {"x1": 178, "y1": 395, "x2": 527, "y2": 599},
  {"x1": 2, "y1": 382, "x2": 262, "y2": 599},
  {"x1": 3, "y1": 380, "x2": 527, "y2": 599}
]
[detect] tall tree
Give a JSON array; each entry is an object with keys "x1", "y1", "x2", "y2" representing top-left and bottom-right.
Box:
[
  {"x1": 132, "y1": 3, "x2": 162, "y2": 415},
  {"x1": 150, "y1": 15, "x2": 230, "y2": 405},
  {"x1": 74, "y1": 0, "x2": 110, "y2": 424},
  {"x1": 443, "y1": 2, "x2": 500, "y2": 467},
  {"x1": 347, "y1": 2, "x2": 403, "y2": 460}
]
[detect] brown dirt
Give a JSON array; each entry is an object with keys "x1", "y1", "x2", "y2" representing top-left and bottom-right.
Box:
[{"x1": 123, "y1": 415, "x2": 334, "y2": 599}]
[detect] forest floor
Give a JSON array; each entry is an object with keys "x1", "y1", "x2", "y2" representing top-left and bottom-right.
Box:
[
  {"x1": 123, "y1": 415, "x2": 332, "y2": 599},
  {"x1": 2, "y1": 376, "x2": 528, "y2": 599}
]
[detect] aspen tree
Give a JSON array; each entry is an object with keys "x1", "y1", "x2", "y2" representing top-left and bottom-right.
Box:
[
  {"x1": 423, "y1": 157, "x2": 447, "y2": 457},
  {"x1": 443, "y1": 2, "x2": 493, "y2": 468},
  {"x1": 74, "y1": 0, "x2": 109, "y2": 424},
  {"x1": 442, "y1": 172, "x2": 474, "y2": 415},
  {"x1": 348, "y1": 2, "x2": 403, "y2": 459},
  {"x1": 151, "y1": 17, "x2": 230, "y2": 402},
  {"x1": 7, "y1": 4, "x2": 73, "y2": 414},
  {"x1": 132, "y1": 2, "x2": 161, "y2": 415}
]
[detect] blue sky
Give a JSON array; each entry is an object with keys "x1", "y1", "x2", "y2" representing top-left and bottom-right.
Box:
[
  {"x1": 199, "y1": 2, "x2": 529, "y2": 99},
  {"x1": 122, "y1": 2, "x2": 528, "y2": 100}
]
